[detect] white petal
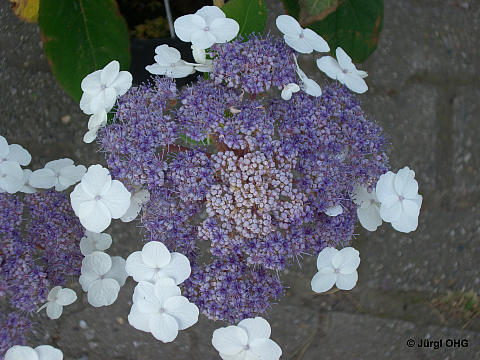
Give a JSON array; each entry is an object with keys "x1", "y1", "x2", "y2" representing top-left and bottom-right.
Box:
[
  {"x1": 82, "y1": 251, "x2": 112, "y2": 277},
  {"x1": 375, "y1": 171, "x2": 396, "y2": 203},
  {"x1": 284, "y1": 35, "x2": 313, "y2": 53},
  {"x1": 316, "y1": 56, "x2": 342, "y2": 80},
  {"x1": 316, "y1": 247, "x2": 338, "y2": 270},
  {"x1": 249, "y1": 338, "x2": 282, "y2": 360},
  {"x1": 7, "y1": 144, "x2": 31, "y2": 166},
  {"x1": 357, "y1": 70, "x2": 368, "y2": 78},
  {"x1": 44, "y1": 158, "x2": 73, "y2": 172},
  {"x1": 81, "y1": 165, "x2": 112, "y2": 196},
  {"x1": 120, "y1": 201, "x2": 141, "y2": 222},
  {"x1": 79, "y1": 92, "x2": 95, "y2": 114},
  {"x1": 125, "y1": 251, "x2": 156, "y2": 282},
  {"x1": 338, "y1": 247, "x2": 360, "y2": 274},
  {"x1": 302, "y1": 77, "x2": 322, "y2": 97},
  {"x1": 100, "y1": 179, "x2": 131, "y2": 218},
  {"x1": 394, "y1": 166, "x2": 415, "y2": 196},
  {"x1": 0, "y1": 136, "x2": 9, "y2": 158},
  {"x1": 81, "y1": 70, "x2": 102, "y2": 93},
  {"x1": 58, "y1": 165, "x2": 86, "y2": 190},
  {"x1": 100, "y1": 60, "x2": 120, "y2": 86},
  {"x1": 46, "y1": 302, "x2": 63, "y2": 320},
  {"x1": 142, "y1": 241, "x2": 171, "y2": 268},
  {"x1": 174, "y1": 15, "x2": 206, "y2": 42},
  {"x1": 210, "y1": 18, "x2": 239, "y2": 43},
  {"x1": 128, "y1": 303, "x2": 152, "y2": 331},
  {"x1": 29, "y1": 168, "x2": 57, "y2": 189},
  {"x1": 281, "y1": 83, "x2": 300, "y2": 100},
  {"x1": 335, "y1": 271, "x2": 358, "y2": 290},
  {"x1": 311, "y1": 271, "x2": 336, "y2": 293},
  {"x1": 56, "y1": 288, "x2": 77, "y2": 306},
  {"x1": 164, "y1": 296, "x2": 199, "y2": 330},
  {"x1": 149, "y1": 313, "x2": 179, "y2": 343},
  {"x1": 83, "y1": 128, "x2": 99, "y2": 143},
  {"x1": 160, "y1": 252, "x2": 191, "y2": 285},
  {"x1": 154, "y1": 45, "x2": 182, "y2": 65},
  {"x1": 391, "y1": 207, "x2": 420, "y2": 233},
  {"x1": 48, "y1": 286, "x2": 62, "y2": 301},
  {"x1": 35, "y1": 345, "x2": 63, "y2": 360},
  {"x1": 78, "y1": 199, "x2": 112, "y2": 233},
  {"x1": 357, "y1": 205, "x2": 382, "y2": 231},
  {"x1": 196, "y1": 5, "x2": 226, "y2": 25},
  {"x1": 132, "y1": 281, "x2": 158, "y2": 303},
  {"x1": 5, "y1": 346, "x2": 38, "y2": 360},
  {"x1": 335, "y1": 47, "x2": 356, "y2": 73},
  {"x1": 379, "y1": 201, "x2": 402, "y2": 222},
  {"x1": 194, "y1": 60, "x2": 213, "y2": 73},
  {"x1": 166, "y1": 61, "x2": 196, "y2": 78},
  {"x1": 79, "y1": 270, "x2": 99, "y2": 292},
  {"x1": 153, "y1": 279, "x2": 181, "y2": 305},
  {"x1": 0, "y1": 161, "x2": 24, "y2": 193},
  {"x1": 105, "y1": 256, "x2": 128, "y2": 287},
  {"x1": 87, "y1": 278, "x2": 120, "y2": 307},
  {"x1": 191, "y1": 30, "x2": 217, "y2": 50},
  {"x1": 324, "y1": 205, "x2": 343, "y2": 217},
  {"x1": 238, "y1": 317, "x2": 271, "y2": 340},
  {"x1": 342, "y1": 73, "x2": 368, "y2": 93},
  {"x1": 87, "y1": 111, "x2": 107, "y2": 130},
  {"x1": 192, "y1": 45, "x2": 206, "y2": 64},
  {"x1": 352, "y1": 185, "x2": 375, "y2": 207},
  {"x1": 70, "y1": 183, "x2": 93, "y2": 215},
  {"x1": 146, "y1": 63, "x2": 168, "y2": 75},
  {"x1": 303, "y1": 28, "x2": 330, "y2": 52},
  {"x1": 212, "y1": 326, "x2": 249, "y2": 355},
  {"x1": 109, "y1": 71, "x2": 132, "y2": 96},
  {"x1": 275, "y1": 15, "x2": 301, "y2": 36}
]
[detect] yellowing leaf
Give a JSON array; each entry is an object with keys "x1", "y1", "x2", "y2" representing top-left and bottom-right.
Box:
[
  {"x1": 213, "y1": 0, "x2": 225, "y2": 7},
  {"x1": 9, "y1": 0, "x2": 39, "y2": 23}
]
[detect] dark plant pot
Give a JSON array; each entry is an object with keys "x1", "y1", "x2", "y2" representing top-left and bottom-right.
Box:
[{"x1": 129, "y1": 37, "x2": 198, "y2": 87}]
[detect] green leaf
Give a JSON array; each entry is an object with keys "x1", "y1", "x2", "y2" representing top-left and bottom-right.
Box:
[
  {"x1": 305, "y1": 0, "x2": 383, "y2": 63},
  {"x1": 280, "y1": 0, "x2": 300, "y2": 18},
  {"x1": 221, "y1": 0, "x2": 267, "y2": 36},
  {"x1": 299, "y1": 0, "x2": 341, "y2": 26},
  {"x1": 38, "y1": 0, "x2": 130, "y2": 102}
]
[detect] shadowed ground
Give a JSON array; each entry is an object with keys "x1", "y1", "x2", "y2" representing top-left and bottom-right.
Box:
[{"x1": 1, "y1": 0, "x2": 479, "y2": 359}]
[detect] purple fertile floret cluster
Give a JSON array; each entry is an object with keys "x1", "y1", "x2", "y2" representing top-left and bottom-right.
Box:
[
  {"x1": 0, "y1": 191, "x2": 84, "y2": 357},
  {"x1": 98, "y1": 35, "x2": 389, "y2": 323}
]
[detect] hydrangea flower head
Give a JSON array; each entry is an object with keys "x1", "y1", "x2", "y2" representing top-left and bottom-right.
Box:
[{"x1": 212, "y1": 317, "x2": 282, "y2": 360}]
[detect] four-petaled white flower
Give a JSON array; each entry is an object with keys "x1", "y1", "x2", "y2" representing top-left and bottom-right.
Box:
[
  {"x1": 121, "y1": 188, "x2": 150, "y2": 222},
  {"x1": 125, "y1": 241, "x2": 191, "y2": 285},
  {"x1": 293, "y1": 55, "x2": 322, "y2": 97},
  {"x1": 83, "y1": 110, "x2": 107, "y2": 144},
  {"x1": 0, "y1": 161, "x2": 24, "y2": 194},
  {"x1": 191, "y1": 45, "x2": 213, "y2": 72},
  {"x1": 146, "y1": 45, "x2": 195, "y2": 78},
  {"x1": 80, "y1": 60, "x2": 132, "y2": 115},
  {"x1": 311, "y1": 247, "x2": 360, "y2": 293},
  {"x1": 353, "y1": 185, "x2": 382, "y2": 231},
  {"x1": 79, "y1": 230, "x2": 113, "y2": 256},
  {"x1": 128, "y1": 279, "x2": 199, "y2": 343},
  {"x1": 281, "y1": 83, "x2": 301, "y2": 100},
  {"x1": 0, "y1": 135, "x2": 31, "y2": 166},
  {"x1": 5, "y1": 345, "x2": 63, "y2": 360},
  {"x1": 70, "y1": 164, "x2": 131, "y2": 233},
  {"x1": 324, "y1": 204, "x2": 343, "y2": 217},
  {"x1": 317, "y1": 47, "x2": 368, "y2": 94},
  {"x1": 79, "y1": 251, "x2": 127, "y2": 307},
  {"x1": 276, "y1": 15, "x2": 330, "y2": 54},
  {"x1": 376, "y1": 166, "x2": 422, "y2": 233},
  {"x1": 20, "y1": 169, "x2": 37, "y2": 194},
  {"x1": 29, "y1": 158, "x2": 86, "y2": 191},
  {"x1": 174, "y1": 6, "x2": 239, "y2": 50},
  {"x1": 37, "y1": 286, "x2": 77, "y2": 320},
  {"x1": 212, "y1": 317, "x2": 282, "y2": 360}
]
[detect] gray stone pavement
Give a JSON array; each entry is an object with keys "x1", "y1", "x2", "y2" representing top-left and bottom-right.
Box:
[{"x1": 1, "y1": 0, "x2": 480, "y2": 359}]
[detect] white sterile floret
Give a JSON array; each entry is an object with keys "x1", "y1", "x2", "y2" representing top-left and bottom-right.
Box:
[
  {"x1": 121, "y1": 188, "x2": 150, "y2": 222},
  {"x1": 353, "y1": 185, "x2": 382, "y2": 231},
  {"x1": 80, "y1": 60, "x2": 132, "y2": 115},
  {"x1": 276, "y1": 15, "x2": 330, "y2": 54},
  {"x1": 376, "y1": 166, "x2": 423, "y2": 233},
  {"x1": 37, "y1": 286, "x2": 77, "y2": 320},
  {"x1": 83, "y1": 110, "x2": 107, "y2": 144},
  {"x1": 311, "y1": 247, "x2": 360, "y2": 293},
  {"x1": 191, "y1": 45, "x2": 213, "y2": 72},
  {"x1": 79, "y1": 251, "x2": 127, "y2": 307},
  {"x1": 128, "y1": 279, "x2": 199, "y2": 343},
  {"x1": 212, "y1": 317, "x2": 282, "y2": 360},
  {"x1": 174, "y1": 5, "x2": 239, "y2": 50},
  {"x1": 29, "y1": 158, "x2": 86, "y2": 191},
  {"x1": 281, "y1": 83, "x2": 300, "y2": 100},
  {"x1": 293, "y1": 55, "x2": 322, "y2": 97},
  {"x1": 20, "y1": 169, "x2": 37, "y2": 194},
  {"x1": 5, "y1": 345, "x2": 63, "y2": 360},
  {"x1": 70, "y1": 164, "x2": 131, "y2": 233},
  {"x1": 0, "y1": 161, "x2": 24, "y2": 193},
  {"x1": 317, "y1": 47, "x2": 368, "y2": 94},
  {"x1": 125, "y1": 241, "x2": 191, "y2": 285},
  {"x1": 0, "y1": 135, "x2": 32, "y2": 166},
  {"x1": 324, "y1": 204, "x2": 343, "y2": 217},
  {"x1": 146, "y1": 45, "x2": 195, "y2": 78},
  {"x1": 79, "y1": 230, "x2": 113, "y2": 256}
]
